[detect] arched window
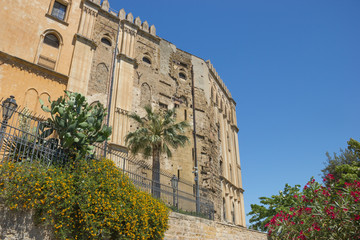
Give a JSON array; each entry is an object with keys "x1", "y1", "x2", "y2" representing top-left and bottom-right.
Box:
[
  {"x1": 140, "y1": 83, "x2": 151, "y2": 107},
  {"x1": 44, "y1": 34, "x2": 60, "y2": 48},
  {"x1": 101, "y1": 37, "x2": 112, "y2": 46},
  {"x1": 142, "y1": 56, "x2": 151, "y2": 64},
  {"x1": 179, "y1": 72, "x2": 186, "y2": 80},
  {"x1": 88, "y1": 63, "x2": 109, "y2": 95},
  {"x1": 36, "y1": 31, "x2": 62, "y2": 70}
]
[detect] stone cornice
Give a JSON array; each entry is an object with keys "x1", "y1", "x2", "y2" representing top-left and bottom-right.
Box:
[
  {"x1": 0, "y1": 51, "x2": 68, "y2": 85},
  {"x1": 220, "y1": 176, "x2": 244, "y2": 193},
  {"x1": 108, "y1": 142, "x2": 128, "y2": 153},
  {"x1": 231, "y1": 124, "x2": 239, "y2": 133},
  {"x1": 74, "y1": 34, "x2": 97, "y2": 49},
  {"x1": 117, "y1": 53, "x2": 136, "y2": 65}
]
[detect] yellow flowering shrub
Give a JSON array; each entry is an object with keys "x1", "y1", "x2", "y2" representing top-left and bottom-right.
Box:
[{"x1": 0, "y1": 159, "x2": 169, "y2": 239}]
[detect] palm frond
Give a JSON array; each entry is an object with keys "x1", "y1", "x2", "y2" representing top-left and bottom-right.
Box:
[
  {"x1": 128, "y1": 112, "x2": 143, "y2": 125},
  {"x1": 124, "y1": 105, "x2": 189, "y2": 159}
]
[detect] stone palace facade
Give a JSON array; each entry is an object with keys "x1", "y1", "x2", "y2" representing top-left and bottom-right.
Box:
[{"x1": 0, "y1": 0, "x2": 246, "y2": 226}]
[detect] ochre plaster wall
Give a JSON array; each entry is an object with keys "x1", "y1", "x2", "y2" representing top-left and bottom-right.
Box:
[{"x1": 0, "y1": 53, "x2": 67, "y2": 113}]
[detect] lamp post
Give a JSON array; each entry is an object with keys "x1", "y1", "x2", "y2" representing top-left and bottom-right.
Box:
[
  {"x1": 170, "y1": 175, "x2": 178, "y2": 208},
  {"x1": 0, "y1": 96, "x2": 18, "y2": 144}
]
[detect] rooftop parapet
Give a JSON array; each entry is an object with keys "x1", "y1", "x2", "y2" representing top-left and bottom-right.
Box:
[
  {"x1": 87, "y1": 1, "x2": 156, "y2": 35},
  {"x1": 206, "y1": 60, "x2": 233, "y2": 101},
  {"x1": 119, "y1": 9, "x2": 156, "y2": 36}
]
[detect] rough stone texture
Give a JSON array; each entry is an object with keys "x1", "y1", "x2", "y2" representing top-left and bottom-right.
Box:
[
  {"x1": 87, "y1": 9, "x2": 118, "y2": 106},
  {"x1": 0, "y1": 207, "x2": 265, "y2": 240},
  {"x1": 0, "y1": 204, "x2": 52, "y2": 240},
  {"x1": 165, "y1": 212, "x2": 267, "y2": 240}
]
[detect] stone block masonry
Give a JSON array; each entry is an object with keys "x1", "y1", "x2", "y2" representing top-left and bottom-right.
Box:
[
  {"x1": 165, "y1": 212, "x2": 267, "y2": 240},
  {"x1": 0, "y1": 205, "x2": 266, "y2": 240}
]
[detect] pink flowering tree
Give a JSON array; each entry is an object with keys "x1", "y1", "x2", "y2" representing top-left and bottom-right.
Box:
[{"x1": 266, "y1": 175, "x2": 360, "y2": 239}]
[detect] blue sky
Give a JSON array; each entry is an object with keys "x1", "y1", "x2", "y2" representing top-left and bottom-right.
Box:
[{"x1": 108, "y1": 0, "x2": 360, "y2": 225}]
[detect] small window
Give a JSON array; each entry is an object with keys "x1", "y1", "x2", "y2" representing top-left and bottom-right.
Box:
[
  {"x1": 223, "y1": 198, "x2": 226, "y2": 220},
  {"x1": 101, "y1": 38, "x2": 112, "y2": 46},
  {"x1": 159, "y1": 102, "x2": 167, "y2": 109},
  {"x1": 174, "y1": 103, "x2": 179, "y2": 108},
  {"x1": 44, "y1": 34, "x2": 60, "y2": 48},
  {"x1": 217, "y1": 124, "x2": 221, "y2": 140},
  {"x1": 232, "y1": 202, "x2": 235, "y2": 223},
  {"x1": 179, "y1": 72, "x2": 186, "y2": 80},
  {"x1": 220, "y1": 159, "x2": 223, "y2": 175},
  {"x1": 51, "y1": 1, "x2": 67, "y2": 21},
  {"x1": 184, "y1": 109, "x2": 187, "y2": 120},
  {"x1": 142, "y1": 57, "x2": 151, "y2": 64}
]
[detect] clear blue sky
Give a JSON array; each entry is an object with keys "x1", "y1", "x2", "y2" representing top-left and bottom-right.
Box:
[{"x1": 108, "y1": 0, "x2": 360, "y2": 226}]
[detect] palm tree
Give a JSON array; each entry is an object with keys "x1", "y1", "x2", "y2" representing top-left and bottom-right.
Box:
[{"x1": 125, "y1": 105, "x2": 189, "y2": 199}]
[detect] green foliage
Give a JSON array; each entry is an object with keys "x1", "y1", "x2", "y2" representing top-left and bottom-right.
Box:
[
  {"x1": 0, "y1": 159, "x2": 169, "y2": 240},
  {"x1": 266, "y1": 176, "x2": 360, "y2": 239},
  {"x1": 125, "y1": 105, "x2": 189, "y2": 158},
  {"x1": 40, "y1": 91, "x2": 112, "y2": 160},
  {"x1": 250, "y1": 138, "x2": 360, "y2": 235},
  {"x1": 247, "y1": 184, "x2": 301, "y2": 231},
  {"x1": 322, "y1": 138, "x2": 360, "y2": 183},
  {"x1": 125, "y1": 105, "x2": 189, "y2": 198}
]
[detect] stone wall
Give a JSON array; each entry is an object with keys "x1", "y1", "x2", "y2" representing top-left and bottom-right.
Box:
[
  {"x1": 0, "y1": 206, "x2": 266, "y2": 240},
  {"x1": 0, "y1": 204, "x2": 51, "y2": 240},
  {"x1": 165, "y1": 212, "x2": 267, "y2": 240}
]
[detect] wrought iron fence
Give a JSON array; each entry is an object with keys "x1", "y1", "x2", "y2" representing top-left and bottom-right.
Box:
[{"x1": 0, "y1": 101, "x2": 214, "y2": 220}]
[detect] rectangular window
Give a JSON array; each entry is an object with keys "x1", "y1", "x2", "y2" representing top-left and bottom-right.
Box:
[
  {"x1": 217, "y1": 124, "x2": 221, "y2": 140},
  {"x1": 159, "y1": 102, "x2": 168, "y2": 109},
  {"x1": 220, "y1": 160, "x2": 223, "y2": 175},
  {"x1": 51, "y1": 1, "x2": 67, "y2": 21}
]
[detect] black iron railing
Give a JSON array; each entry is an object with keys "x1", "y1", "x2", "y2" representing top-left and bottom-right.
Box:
[{"x1": 0, "y1": 102, "x2": 214, "y2": 220}]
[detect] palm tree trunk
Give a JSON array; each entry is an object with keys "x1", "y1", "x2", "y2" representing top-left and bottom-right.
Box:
[{"x1": 152, "y1": 146, "x2": 161, "y2": 199}]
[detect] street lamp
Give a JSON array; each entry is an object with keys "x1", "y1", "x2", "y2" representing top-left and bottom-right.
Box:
[
  {"x1": 2, "y1": 96, "x2": 18, "y2": 121},
  {"x1": 0, "y1": 95, "x2": 18, "y2": 143},
  {"x1": 170, "y1": 175, "x2": 178, "y2": 208}
]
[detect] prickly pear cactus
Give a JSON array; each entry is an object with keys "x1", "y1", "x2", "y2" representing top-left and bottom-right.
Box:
[{"x1": 40, "y1": 91, "x2": 112, "y2": 160}]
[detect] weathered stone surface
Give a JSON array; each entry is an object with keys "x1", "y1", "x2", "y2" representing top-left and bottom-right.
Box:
[
  {"x1": 0, "y1": 207, "x2": 266, "y2": 240},
  {"x1": 126, "y1": 12, "x2": 134, "y2": 22},
  {"x1": 0, "y1": 204, "x2": 52, "y2": 240},
  {"x1": 135, "y1": 17, "x2": 142, "y2": 27},
  {"x1": 164, "y1": 212, "x2": 267, "y2": 240},
  {"x1": 150, "y1": 25, "x2": 156, "y2": 35}
]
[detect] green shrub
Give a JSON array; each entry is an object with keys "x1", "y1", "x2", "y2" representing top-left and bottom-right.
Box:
[
  {"x1": 40, "y1": 91, "x2": 112, "y2": 160},
  {"x1": 0, "y1": 159, "x2": 169, "y2": 239}
]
